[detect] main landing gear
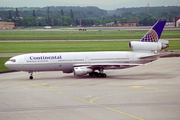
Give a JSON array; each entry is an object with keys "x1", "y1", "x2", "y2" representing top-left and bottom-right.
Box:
[
  {"x1": 89, "y1": 68, "x2": 107, "y2": 78},
  {"x1": 29, "y1": 72, "x2": 33, "y2": 80},
  {"x1": 89, "y1": 72, "x2": 107, "y2": 78}
]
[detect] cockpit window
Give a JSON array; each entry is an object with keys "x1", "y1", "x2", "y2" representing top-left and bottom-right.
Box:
[{"x1": 8, "y1": 59, "x2": 16, "y2": 62}]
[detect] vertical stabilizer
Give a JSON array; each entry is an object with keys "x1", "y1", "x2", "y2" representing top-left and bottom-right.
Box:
[{"x1": 140, "y1": 21, "x2": 166, "y2": 42}]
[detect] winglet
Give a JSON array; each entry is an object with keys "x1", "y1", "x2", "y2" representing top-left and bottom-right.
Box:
[{"x1": 140, "y1": 21, "x2": 166, "y2": 42}]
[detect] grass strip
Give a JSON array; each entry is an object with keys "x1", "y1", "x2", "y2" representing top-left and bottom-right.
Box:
[
  {"x1": 0, "y1": 41, "x2": 130, "y2": 53},
  {"x1": 0, "y1": 31, "x2": 179, "y2": 40},
  {"x1": 0, "y1": 57, "x2": 12, "y2": 72},
  {"x1": 0, "y1": 41, "x2": 180, "y2": 53}
]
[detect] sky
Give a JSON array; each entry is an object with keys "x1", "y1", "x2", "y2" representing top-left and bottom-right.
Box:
[{"x1": 1, "y1": 0, "x2": 180, "y2": 10}]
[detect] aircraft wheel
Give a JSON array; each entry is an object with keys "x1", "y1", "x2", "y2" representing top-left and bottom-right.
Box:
[
  {"x1": 89, "y1": 72, "x2": 94, "y2": 76},
  {"x1": 89, "y1": 72, "x2": 106, "y2": 78},
  {"x1": 96, "y1": 73, "x2": 101, "y2": 77},
  {"x1": 29, "y1": 72, "x2": 33, "y2": 80},
  {"x1": 93, "y1": 72, "x2": 98, "y2": 76},
  {"x1": 102, "y1": 74, "x2": 107, "y2": 78},
  {"x1": 100, "y1": 73, "x2": 106, "y2": 78},
  {"x1": 29, "y1": 76, "x2": 33, "y2": 80}
]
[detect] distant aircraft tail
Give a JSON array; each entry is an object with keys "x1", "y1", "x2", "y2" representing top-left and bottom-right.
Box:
[{"x1": 140, "y1": 21, "x2": 166, "y2": 42}]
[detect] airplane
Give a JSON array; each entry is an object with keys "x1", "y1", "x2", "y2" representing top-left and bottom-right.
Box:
[{"x1": 5, "y1": 21, "x2": 169, "y2": 80}]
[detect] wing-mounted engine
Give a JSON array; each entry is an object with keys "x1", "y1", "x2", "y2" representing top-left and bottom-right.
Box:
[{"x1": 73, "y1": 67, "x2": 93, "y2": 76}]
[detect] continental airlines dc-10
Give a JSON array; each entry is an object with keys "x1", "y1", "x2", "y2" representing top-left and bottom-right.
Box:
[{"x1": 5, "y1": 21, "x2": 169, "y2": 79}]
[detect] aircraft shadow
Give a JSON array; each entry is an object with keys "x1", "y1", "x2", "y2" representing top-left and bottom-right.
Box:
[{"x1": 33, "y1": 72, "x2": 173, "y2": 81}]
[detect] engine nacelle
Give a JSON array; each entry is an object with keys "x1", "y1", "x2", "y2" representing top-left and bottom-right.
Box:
[
  {"x1": 73, "y1": 67, "x2": 93, "y2": 76},
  {"x1": 129, "y1": 41, "x2": 162, "y2": 51},
  {"x1": 158, "y1": 39, "x2": 169, "y2": 49}
]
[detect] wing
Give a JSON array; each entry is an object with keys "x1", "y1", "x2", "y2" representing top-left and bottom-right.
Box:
[{"x1": 73, "y1": 63, "x2": 144, "y2": 70}]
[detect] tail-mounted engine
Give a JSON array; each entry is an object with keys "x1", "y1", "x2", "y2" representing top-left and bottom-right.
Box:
[
  {"x1": 129, "y1": 39, "x2": 169, "y2": 51},
  {"x1": 158, "y1": 39, "x2": 169, "y2": 49}
]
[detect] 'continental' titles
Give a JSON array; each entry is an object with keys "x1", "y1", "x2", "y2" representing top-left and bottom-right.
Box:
[{"x1": 30, "y1": 55, "x2": 62, "y2": 60}]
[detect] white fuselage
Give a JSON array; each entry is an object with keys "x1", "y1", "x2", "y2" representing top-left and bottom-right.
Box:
[{"x1": 5, "y1": 51, "x2": 157, "y2": 73}]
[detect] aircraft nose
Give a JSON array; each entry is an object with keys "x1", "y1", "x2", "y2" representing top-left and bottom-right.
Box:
[
  {"x1": 5, "y1": 61, "x2": 11, "y2": 69},
  {"x1": 4, "y1": 59, "x2": 15, "y2": 69},
  {"x1": 5, "y1": 57, "x2": 22, "y2": 70}
]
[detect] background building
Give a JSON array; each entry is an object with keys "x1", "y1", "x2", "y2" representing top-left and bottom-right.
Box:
[
  {"x1": 0, "y1": 21, "x2": 15, "y2": 29},
  {"x1": 175, "y1": 17, "x2": 180, "y2": 27},
  {"x1": 116, "y1": 22, "x2": 138, "y2": 27},
  {"x1": 176, "y1": 19, "x2": 180, "y2": 27},
  {"x1": 166, "y1": 22, "x2": 175, "y2": 27}
]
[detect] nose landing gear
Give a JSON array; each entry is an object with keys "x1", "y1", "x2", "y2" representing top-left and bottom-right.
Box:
[{"x1": 29, "y1": 72, "x2": 33, "y2": 80}]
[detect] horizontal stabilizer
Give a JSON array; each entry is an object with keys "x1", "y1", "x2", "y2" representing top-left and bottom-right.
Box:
[{"x1": 139, "y1": 53, "x2": 169, "y2": 59}]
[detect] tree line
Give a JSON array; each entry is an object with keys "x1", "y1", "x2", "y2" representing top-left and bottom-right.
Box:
[
  {"x1": 109, "y1": 6, "x2": 180, "y2": 25},
  {"x1": 0, "y1": 6, "x2": 180, "y2": 27},
  {"x1": 1, "y1": 7, "x2": 112, "y2": 27}
]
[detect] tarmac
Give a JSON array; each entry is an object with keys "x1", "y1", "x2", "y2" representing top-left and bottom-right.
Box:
[
  {"x1": 0, "y1": 26, "x2": 180, "y2": 32},
  {"x1": 0, "y1": 57, "x2": 180, "y2": 120}
]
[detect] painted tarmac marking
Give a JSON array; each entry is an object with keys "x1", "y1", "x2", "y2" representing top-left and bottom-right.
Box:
[
  {"x1": 24, "y1": 88, "x2": 30, "y2": 89},
  {"x1": 22, "y1": 78, "x2": 144, "y2": 120},
  {"x1": 129, "y1": 86, "x2": 143, "y2": 88},
  {"x1": 105, "y1": 107, "x2": 144, "y2": 120},
  {"x1": 89, "y1": 91, "x2": 155, "y2": 104},
  {"x1": 49, "y1": 87, "x2": 58, "y2": 88},
  {"x1": 84, "y1": 95, "x2": 92, "y2": 97},
  {"x1": 90, "y1": 94, "x2": 118, "y2": 103}
]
